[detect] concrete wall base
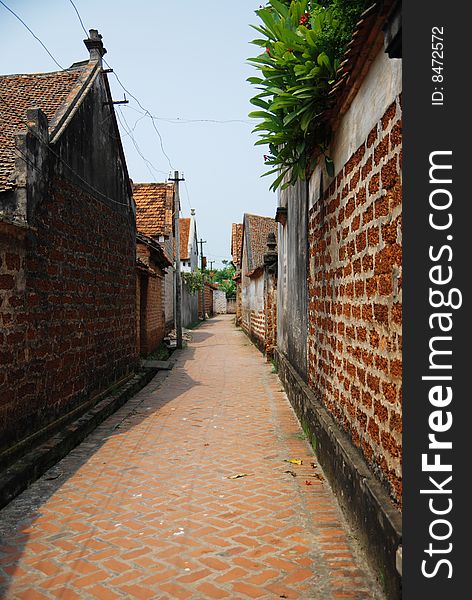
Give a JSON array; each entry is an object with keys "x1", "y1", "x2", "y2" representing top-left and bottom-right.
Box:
[{"x1": 274, "y1": 348, "x2": 402, "y2": 600}]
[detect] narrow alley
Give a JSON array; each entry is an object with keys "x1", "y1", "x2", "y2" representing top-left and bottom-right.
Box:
[{"x1": 0, "y1": 316, "x2": 382, "y2": 600}]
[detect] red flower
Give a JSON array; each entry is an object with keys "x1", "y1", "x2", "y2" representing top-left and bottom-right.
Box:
[
  {"x1": 265, "y1": 47, "x2": 271, "y2": 54},
  {"x1": 300, "y1": 11, "x2": 310, "y2": 25}
]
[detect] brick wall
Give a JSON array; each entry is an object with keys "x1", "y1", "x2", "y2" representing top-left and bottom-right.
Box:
[
  {"x1": 0, "y1": 176, "x2": 137, "y2": 455},
  {"x1": 241, "y1": 308, "x2": 265, "y2": 352},
  {"x1": 213, "y1": 289, "x2": 227, "y2": 314},
  {"x1": 308, "y1": 96, "x2": 402, "y2": 504},
  {"x1": 235, "y1": 282, "x2": 242, "y2": 323},
  {"x1": 137, "y1": 271, "x2": 165, "y2": 356},
  {"x1": 136, "y1": 272, "x2": 141, "y2": 354},
  {"x1": 198, "y1": 283, "x2": 214, "y2": 318},
  {"x1": 264, "y1": 270, "x2": 277, "y2": 359},
  {"x1": 136, "y1": 243, "x2": 166, "y2": 356}
]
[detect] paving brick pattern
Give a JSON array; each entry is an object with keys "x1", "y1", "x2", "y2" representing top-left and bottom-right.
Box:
[{"x1": 0, "y1": 316, "x2": 383, "y2": 599}]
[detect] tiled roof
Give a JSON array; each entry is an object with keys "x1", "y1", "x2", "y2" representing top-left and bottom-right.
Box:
[
  {"x1": 326, "y1": 0, "x2": 398, "y2": 128},
  {"x1": 0, "y1": 64, "x2": 94, "y2": 193},
  {"x1": 231, "y1": 223, "x2": 243, "y2": 269},
  {"x1": 133, "y1": 183, "x2": 174, "y2": 238},
  {"x1": 180, "y1": 218, "x2": 190, "y2": 260},
  {"x1": 243, "y1": 213, "x2": 277, "y2": 273},
  {"x1": 136, "y1": 231, "x2": 172, "y2": 270}
]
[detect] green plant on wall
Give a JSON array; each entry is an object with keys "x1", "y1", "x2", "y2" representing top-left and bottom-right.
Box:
[
  {"x1": 181, "y1": 269, "x2": 204, "y2": 294},
  {"x1": 248, "y1": 0, "x2": 371, "y2": 191}
]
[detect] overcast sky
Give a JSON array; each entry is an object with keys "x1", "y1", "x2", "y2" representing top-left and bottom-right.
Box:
[{"x1": 0, "y1": 0, "x2": 276, "y2": 268}]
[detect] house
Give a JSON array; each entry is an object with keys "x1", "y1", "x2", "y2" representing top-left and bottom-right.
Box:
[
  {"x1": 0, "y1": 30, "x2": 137, "y2": 459},
  {"x1": 274, "y1": 2, "x2": 402, "y2": 597},
  {"x1": 179, "y1": 209, "x2": 199, "y2": 272},
  {"x1": 239, "y1": 213, "x2": 277, "y2": 353},
  {"x1": 132, "y1": 182, "x2": 175, "y2": 332},
  {"x1": 136, "y1": 233, "x2": 172, "y2": 355}
]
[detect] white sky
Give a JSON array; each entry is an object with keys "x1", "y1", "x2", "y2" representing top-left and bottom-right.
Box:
[{"x1": 0, "y1": 0, "x2": 276, "y2": 268}]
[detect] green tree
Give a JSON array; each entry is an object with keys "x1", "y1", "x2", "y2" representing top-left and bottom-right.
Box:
[{"x1": 248, "y1": 0, "x2": 371, "y2": 191}]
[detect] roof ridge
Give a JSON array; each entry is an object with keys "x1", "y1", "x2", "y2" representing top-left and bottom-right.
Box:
[
  {"x1": 133, "y1": 182, "x2": 172, "y2": 187},
  {"x1": 49, "y1": 61, "x2": 100, "y2": 143},
  {"x1": 0, "y1": 65, "x2": 87, "y2": 80}
]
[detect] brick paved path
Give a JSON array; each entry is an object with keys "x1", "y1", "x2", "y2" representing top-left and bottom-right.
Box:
[{"x1": 0, "y1": 316, "x2": 383, "y2": 599}]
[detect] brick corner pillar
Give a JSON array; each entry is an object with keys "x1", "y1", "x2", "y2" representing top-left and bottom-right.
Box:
[{"x1": 263, "y1": 232, "x2": 278, "y2": 360}]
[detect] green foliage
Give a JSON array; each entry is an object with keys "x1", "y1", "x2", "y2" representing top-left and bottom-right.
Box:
[
  {"x1": 248, "y1": 0, "x2": 371, "y2": 190},
  {"x1": 211, "y1": 264, "x2": 237, "y2": 298},
  {"x1": 181, "y1": 269, "x2": 204, "y2": 294}
]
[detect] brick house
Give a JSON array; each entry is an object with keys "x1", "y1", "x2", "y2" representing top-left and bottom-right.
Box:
[
  {"x1": 239, "y1": 213, "x2": 277, "y2": 353},
  {"x1": 136, "y1": 233, "x2": 172, "y2": 356},
  {"x1": 132, "y1": 182, "x2": 175, "y2": 332},
  {"x1": 274, "y1": 2, "x2": 402, "y2": 596},
  {"x1": 0, "y1": 30, "x2": 137, "y2": 459}
]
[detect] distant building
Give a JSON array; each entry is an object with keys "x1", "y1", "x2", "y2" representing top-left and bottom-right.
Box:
[
  {"x1": 132, "y1": 182, "x2": 175, "y2": 332},
  {"x1": 239, "y1": 213, "x2": 277, "y2": 352}
]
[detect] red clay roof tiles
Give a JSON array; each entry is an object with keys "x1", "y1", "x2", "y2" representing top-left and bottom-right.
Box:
[
  {"x1": 231, "y1": 223, "x2": 243, "y2": 269},
  {"x1": 243, "y1": 213, "x2": 277, "y2": 273},
  {"x1": 132, "y1": 182, "x2": 175, "y2": 238},
  {"x1": 0, "y1": 65, "x2": 91, "y2": 192},
  {"x1": 179, "y1": 217, "x2": 191, "y2": 260}
]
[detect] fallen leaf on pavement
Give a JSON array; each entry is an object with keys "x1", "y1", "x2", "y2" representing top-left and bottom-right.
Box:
[
  {"x1": 305, "y1": 480, "x2": 313, "y2": 485},
  {"x1": 284, "y1": 470, "x2": 297, "y2": 477},
  {"x1": 227, "y1": 473, "x2": 251, "y2": 479},
  {"x1": 285, "y1": 459, "x2": 302, "y2": 465},
  {"x1": 310, "y1": 462, "x2": 317, "y2": 469}
]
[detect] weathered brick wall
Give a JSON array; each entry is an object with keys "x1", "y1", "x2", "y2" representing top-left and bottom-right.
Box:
[
  {"x1": 136, "y1": 271, "x2": 141, "y2": 354},
  {"x1": 198, "y1": 283, "x2": 214, "y2": 318},
  {"x1": 264, "y1": 270, "x2": 277, "y2": 359},
  {"x1": 0, "y1": 176, "x2": 137, "y2": 455},
  {"x1": 235, "y1": 283, "x2": 242, "y2": 323},
  {"x1": 308, "y1": 97, "x2": 402, "y2": 504},
  {"x1": 136, "y1": 244, "x2": 166, "y2": 356},
  {"x1": 241, "y1": 308, "x2": 265, "y2": 352},
  {"x1": 213, "y1": 289, "x2": 227, "y2": 314},
  {"x1": 140, "y1": 274, "x2": 165, "y2": 355}
]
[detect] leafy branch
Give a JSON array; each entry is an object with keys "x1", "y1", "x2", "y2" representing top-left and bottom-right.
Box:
[
  {"x1": 181, "y1": 270, "x2": 204, "y2": 294},
  {"x1": 248, "y1": 0, "x2": 370, "y2": 190}
]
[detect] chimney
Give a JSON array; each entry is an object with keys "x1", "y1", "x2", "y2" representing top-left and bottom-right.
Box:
[{"x1": 84, "y1": 29, "x2": 107, "y2": 64}]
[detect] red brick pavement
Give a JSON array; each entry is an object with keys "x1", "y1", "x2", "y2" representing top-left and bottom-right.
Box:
[{"x1": 0, "y1": 315, "x2": 384, "y2": 599}]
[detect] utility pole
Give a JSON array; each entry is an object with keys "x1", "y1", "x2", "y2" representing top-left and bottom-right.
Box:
[
  {"x1": 169, "y1": 171, "x2": 185, "y2": 349},
  {"x1": 209, "y1": 260, "x2": 215, "y2": 272},
  {"x1": 198, "y1": 238, "x2": 207, "y2": 320}
]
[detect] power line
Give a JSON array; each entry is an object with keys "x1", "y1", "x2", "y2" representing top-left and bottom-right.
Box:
[
  {"x1": 0, "y1": 0, "x2": 65, "y2": 70},
  {"x1": 182, "y1": 181, "x2": 193, "y2": 213},
  {"x1": 66, "y1": 0, "x2": 175, "y2": 172},
  {"x1": 116, "y1": 106, "x2": 168, "y2": 179},
  {"x1": 124, "y1": 105, "x2": 251, "y2": 125},
  {"x1": 68, "y1": 0, "x2": 88, "y2": 37}
]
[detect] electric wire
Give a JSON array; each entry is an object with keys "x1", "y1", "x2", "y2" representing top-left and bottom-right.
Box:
[
  {"x1": 0, "y1": 0, "x2": 65, "y2": 70},
  {"x1": 116, "y1": 106, "x2": 168, "y2": 179},
  {"x1": 68, "y1": 0, "x2": 88, "y2": 38},
  {"x1": 0, "y1": 95, "x2": 130, "y2": 208}
]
